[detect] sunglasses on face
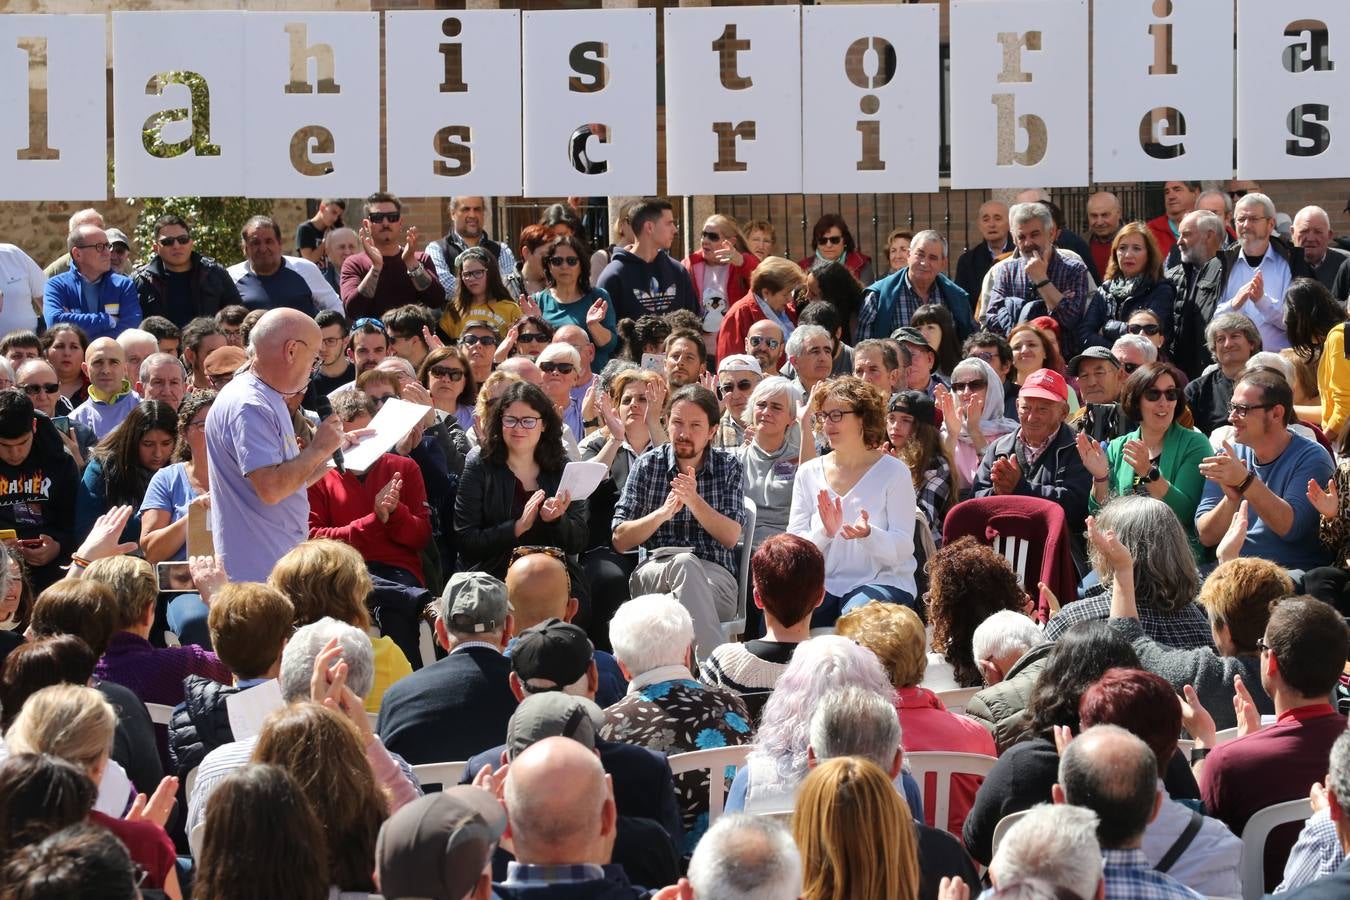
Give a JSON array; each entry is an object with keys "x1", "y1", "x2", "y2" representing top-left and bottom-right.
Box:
[
  {"x1": 718, "y1": 379, "x2": 755, "y2": 397},
  {"x1": 1122, "y1": 362, "x2": 1141, "y2": 374},
  {"x1": 969, "y1": 350, "x2": 998, "y2": 363},
  {"x1": 1142, "y1": 388, "x2": 1179, "y2": 402},
  {"x1": 1127, "y1": 323, "x2": 1161, "y2": 336},
  {"x1": 371, "y1": 394, "x2": 392, "y2": 407},
  {"x1": 1228, "y1": 402, "x2": 1273, "y2": 418},
  {"x1": 818, "y1": 235, "x2": 844, "y2": 246},
  {"x1": 367, "y1": 211, "x2": 401, "y2": 224},
  {"x1": 747, "y1": 335, "x2": 781, "y2": 349},
  {"x1": 516, "y1": 333, "x2": 549, "y2": 344},
  {"x1": 540, "y1": 361, "x2": 575, "y2": 375},
  {"x1": 158, "y1": 234, "x2": 191, "y2": 247},
  {"x1": 951, "y1": 379, "x2": 987, "y2": 393},
  {"x1": 502, "y1": 415, "x2": 541, "y2": 429},
  {"x1": 547, "y1": 255, "x2": 580, "y2": 267},
  {"x1": 702, "y1": 231, "x2": 722, "y2": 243},
  {"x1": 22, "y1": 383, "x2": 59, "y2": 396},
  {"x1": 429, "y1": 366, "x2": 465, "y2": 381},
  {"x1": 460, "y1": 334, "x2": 498, "y2": 347}
]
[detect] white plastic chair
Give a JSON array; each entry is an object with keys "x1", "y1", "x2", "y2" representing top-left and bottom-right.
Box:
[
  {"x1": 1177, "y1": 738, "x2": 1194, "y2": 761},
  {"x1": 145, "y1": 702, "x2": 174, "y2": 726},
  {"x1": 1239, "y1": 797, "x2": 1312, "y2": 900},
  {"x1": 904, "y1": 750, "x2": 999, "y2": 835},
  {"x1": 367, "y1": 710, "x2": 380, "y2": 732},
  {"x1": 1214, "y1": 726, "x2": 1241, "y2": 745},
  {"x1": 990, "y1": 809, "x2": 1029, "y2": 859},
  {"x1": 184, "y1": 765, "x2": 199, "y2": 802},
  {"x1": 419, "y1": 619, "x2": 438, "y2": 669},
  {"x1": 993, "y1": 534, "x2": 1033, "y2": 592},
  {"x1": 935, "y1": 687, "x2": 981, "y2": 715},
  {"x1": 667, "y1": 745, "x2": 753, "y2": 827},
  {"x1": 411, "y1": 760, "x2": 468, "y2": 791},
  {"x1": 721, "y1": 498, "x2": 757, "y2": 641}
]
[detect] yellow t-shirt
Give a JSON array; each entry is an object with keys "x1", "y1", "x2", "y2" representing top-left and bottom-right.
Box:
[
  {"x1": 440, "y1": 299, "x2": 522, "y2": 340},
  {"x1": 1319, "y1": 323, "x2": 1350, "y2": 440},
  {"x1": 363, "y1": 635, "x2": 414, "y2": 714}
]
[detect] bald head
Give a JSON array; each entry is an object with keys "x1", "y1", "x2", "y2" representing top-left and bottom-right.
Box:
[
  {"x1": 498, "y1": 356, "x2": 544, "y2": 386},
  {"x1": 1056, "y1": 724, "x2": 1160, "y2": 849},
  {"x1": 1293, "y1": 205, "x2": 1335, "y2": 265},
  {"x1": 507, "y1": 554, "x2": 575, "y2": 632},
  {"x1": 376, "y1": 356, "x2": 417, "y2": 381},
  {"x1": 249, "y1": 309, "x2": 320, "y2": 394},
  {"x1": 503, "y1": 736, "x2": 614, "y2": 865},
  {"x1": 1086, "y1": 192, "x2": 1122, "y2": 240},
  {"x1": 1016, "y1": 188, "x2": 1050, "y2": 204}
]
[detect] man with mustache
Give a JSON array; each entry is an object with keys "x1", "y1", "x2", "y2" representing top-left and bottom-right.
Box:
[{"x1": 340, "y1": 192, "x2": 446, "y2": 319}]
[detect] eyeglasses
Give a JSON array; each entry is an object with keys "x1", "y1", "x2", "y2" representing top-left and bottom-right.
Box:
[
  {"x1": 547, "y1": 255, "x2": 580, "y2": 267},
  {"x1": 206, "y1": 373, "x2": 234, "y2": 388},
  {"x1": 372, "y1": 394, "x2": 392, "y2": 407},
  {"x1": 429, "y1": 365, "x2": 465, "y2": 382},
  {"x1": 1228, "y1": 402, "x2": 1273, "y2": 418},
  {"x1": 1122, "y1": 362, "x2": 1141, "y2": 374},
  {"x1": 1142, "y1": 388, "x2": 1179, "y2": 402},
  {"x1": 1234, "y1": 214, "x2": 1268, "y2": 225},
  {"x1": 1127, "y1": 323, "x2": 1161, "y2": 336},
  {"x1": 291, "y1": 338, "x2": 321, "y2": 372},
  {"x1": 748, "y1": 335, "x2": 781, "y2": 349},
  {"x1": 516, "y1": 333, "x2": 549, "y2": 344},
  {"x1": 813, "y1": 409, "x2": 858, "y2": 425},
  {"x1": 1256, "y1": 636, "x2": 1270, "y2": 654},
  {"x1": 460, "y1": 333, "x2": 499, "y2": 347},
  {"x1": 21, "y1": 383, "x2": 60, "y2": 396},
  {"x1": 702, "y1": 231, "x2": 722, "y2": 242},
  {"x1": 951, "y1": 379, "x2": 987, "y2": 393},
  {"x1": 352, "y1": 317, "x2": 387, "y2": 333},
  {"x1": 540, "y1": 361, "x2": 575, "y2": 375},
  {"x1": 460, "y1": 268, "x2": 487, "y2": 280},
  {"x1": 718, "y1": 379, "x2": 755, "y2": 397},
  {"x1": 75, "y1": 242, "x2": 111, "y2": 253},
  {"x1": 502, "y1": 414, "x2": 541, "y2": 429},
  {"x1": 817, "y1": 235, "x2": 844, "y2": 246},
  {"x1": 157, "y1": 234, "x2": 191, "y2": 247},
  {"x1": 367, "y1": 211, "x2": 401, "y2": 223}
]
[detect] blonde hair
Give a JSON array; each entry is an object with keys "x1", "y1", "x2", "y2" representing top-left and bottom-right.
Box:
[
  {"x1": 82, "y1": 556, "x2": 156, "y2": 631},
  {"x1": 474, "y1": 370, "x2": 524, "y2": 434},
  {"x1": 836, "y1": 601, "x2": 927, "y2": 688},
  {"x1": 269, "y1": 540, "x2": 373, "y2": 630},
  {"x1": 704, "y1": 214, "x2": 750, "y2": 255},
  {"x1": 6, "y1": 684, "x2": 116, "y2": 776},
  {"x1": 604, "y1": 369, "x2": 663, "y2": 438},
  {"x1": 750, "y1": 256, "x2": 806, "y2": 296},
  {"x1": 793, "y1": 756, "x2": 919, "y2": 900}
]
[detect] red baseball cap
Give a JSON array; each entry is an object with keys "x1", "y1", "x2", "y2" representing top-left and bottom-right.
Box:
[{"x1": 1020, "y1": 368, "x2": 1069, "y2": 403}]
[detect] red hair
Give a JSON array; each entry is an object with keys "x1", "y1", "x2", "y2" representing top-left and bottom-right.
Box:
[
  {"x1": 751, "y1": 534, "x2": 824, "y2": 628},
  {"x1": 1078, "y1": 667, "x2": 1180, "y2": 774}
]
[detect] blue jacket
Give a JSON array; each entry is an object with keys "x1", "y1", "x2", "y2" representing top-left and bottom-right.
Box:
[
  {"x1": 43, "y1": 268, "x2": 141, "y2": 339},
  {"x1": 859, "y1": 269, "x2": 976, "y2": 341}
]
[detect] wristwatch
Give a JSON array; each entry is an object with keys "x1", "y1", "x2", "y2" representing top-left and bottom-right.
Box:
[
  {"x1": 407, "y1": 263, "x2": 426, "y2": 278},
  {"x1": 1140, "y1": 464, "x2": 1161, "y2": 484},
  {"x1": 1032, "y1": 278, "x2": 1052, "y2": 290}
]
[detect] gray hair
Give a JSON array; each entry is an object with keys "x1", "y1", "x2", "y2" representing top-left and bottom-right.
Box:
[
  {"x1": 278, "y1": 617, "x2": 375, "y2": 702},
  {"x1": 747, "y1": 375, "x2": 803, "y2": 416},
  {"x1": 0, "y1": 359, "x2": 16, "y2": 386},
  {"x1": 1088, "y1": 496, "x2": 1198, "y2": 613},
  {"x1": 1294, "y1": 205, "x2": 1331, "y2": 230},
  {"x1": 1327, "y1": 730, "x2": 1350, "y2": 810},
  {"x1": 66, "y1": 223, "x2": 102, "y2": 254},
  {"x1": 117, "y1": 329, "x2": 157, "y2": 355},
  {"x1": 324, "y1": 226, "x2": 357, "y2": 248},
  {"x1": 972, "y1": 611, "x2": 1043, "y2": 671},
  {"x1": 687, "y1": 814, "x2": 803, "y2": 900},
  {"x1": 910, "y1": 229, "x2": 949, "y2": 259},
  {"x1": 1235, "y1": 192, "x2": 1277, "y2": 221},
  {"x1": 597, "y1": 358, "x2": 638, "y2": 397},
  {"x1": 1196, "y1": 190, "x2": 1232, "y2": 214},
  {"x1": 991, "y1": 804, "x2": 1102, "y2": 900},
  {"x1": 1058, "y1": 724, "x2": 1159, "y2": 848},
  {"x1": 1205, "y1": 312, "x2": 1262, "y2": 356},
  {"x1": 1184, "y1": 209, "x2": 1226, "y2": 243},
  {"x1": 786, "y1": 324, "x2": 830, "y2": 361},
  {"x1": 139, "y1": 352, "x2": 186, "y2": 385},
  {"x1": 1244, "y1": 351, "x2": 1295, "y2": 385},
  {"x1": 608, "y1": 594, "x2": 693, "y2": 675},
  {"x1": 808, "y1": 686, "x2": 901, "y2": 770},
  {"x1": 1009, "y1": 202, "x2": 1054, "y2": 234},
  {"x1": 1111, "y1": 334, "x2": 1157, "y2": 363}
]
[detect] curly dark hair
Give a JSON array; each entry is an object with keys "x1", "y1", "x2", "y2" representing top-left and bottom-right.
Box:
[
  {"x1": 91, "y1": 400, "x2": 178, "y2": 507},
  {"x1": 483, "y1": 381, "x2": 568, "y2": 473},
  {"x1": 926, "y1": 537, "x2": 1029, "y2": 687},
  {"x1": 1026, "y1": 621, "x2": 1139, "y2": 736},
  {"x1": 810, "y1": 213, "x2": 857, "y2": 254},
  {"x1": 172, "y1": 389, "x2": 216, "y2": 462},
  {"x1": 617, "y1": 315, "x2": 671, "y2": 362}
]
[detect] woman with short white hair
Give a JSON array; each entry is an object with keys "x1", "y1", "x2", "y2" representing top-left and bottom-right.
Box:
[{"x1": 736, "y1": 376, "x2": 804, "y2": 550}]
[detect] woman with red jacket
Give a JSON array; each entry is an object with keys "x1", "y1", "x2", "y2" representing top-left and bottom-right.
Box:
[
  {"x1": 682, "y1": 214, "x2": 760, "y2": 311},
  {"x1": 715, "y1": 257, "x2": 805, "y2": 364},
  {"x1": 799, "y1": 213, "x2": 874, "y2": 285}
]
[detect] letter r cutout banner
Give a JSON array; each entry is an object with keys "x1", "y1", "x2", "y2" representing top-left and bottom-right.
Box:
[
  {"x1": 664, "y1": 5, "x2": 802, "y2": 195},
  {"x1": 521, "y1": 9, "x2": 656, "y2": 197},
  {"x1": 948, "y1": 0, "x2": 1088, "y2": 188}
]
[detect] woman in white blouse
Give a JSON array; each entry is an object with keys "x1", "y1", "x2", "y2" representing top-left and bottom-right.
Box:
[{"x1": 788, "y1": 376, "x2": 918, "y2": 627}]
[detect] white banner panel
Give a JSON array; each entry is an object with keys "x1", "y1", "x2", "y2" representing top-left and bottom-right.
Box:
[
  {"x1": 521, "y1": 9, "x2": 656, "y2": 197},
  {"x1": 949, "y1": 0, "x2": 1088, "y2": 188},
  {"x1": 112, "y1": 12, "x2": 245, "y2": 197},
  {"x1": 801, "y1": 5, "x2": 939, "y2": 194},
  {"x1": 664, "y1": 6, "x2": 802, "y2": 195},
  {"x1": 241, "y1": 13, "x2": 380, "y2": 198},
  {"x1": 386, "y1": 11, "x2": 522, "y2": 198},
  {"x1": 1237, "y1": 1, "x2": 1350, "y2": 179},
  {"x1": 0, "y1": 16, "x2": 107, "y2": 201},
  {"x1": 1094, "y1": 0, "x2": 1233, "y2": 181}
]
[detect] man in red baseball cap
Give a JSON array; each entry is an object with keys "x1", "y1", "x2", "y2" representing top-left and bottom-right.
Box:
[{"x1": 972, "y1": 367, "x2": 1093, "y2": 563}]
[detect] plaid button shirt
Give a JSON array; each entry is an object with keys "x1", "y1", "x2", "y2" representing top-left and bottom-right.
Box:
[
  {"x1": 1101, "y1": 848, "x2": 1204, "y2": 900},
  {"x1": 613, "y1": 443, "x2": 745, "y2": 576},
  {"x1": 916, "y1": 456, "x2": 953, "y2": 545},
  {"x1": 984, "y1": 250, "x2": 1094, "y2": 356},
  {"x1": 858, "y1": 270, "x2": 959, "y2": 339},
  {"x1": 1044, "y1": 590, "x2": 1215, "y2": 651}
]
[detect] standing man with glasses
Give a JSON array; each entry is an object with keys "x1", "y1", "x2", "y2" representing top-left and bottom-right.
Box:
[
  {"x1": 341, "y1": 191, "x2": 446, "y2": 319},
  {"x1": 206, "y1": 308, "x2": 367, "y2": 582},
  {"x1": 426, "y1": 196, "x2": 517, "y2": 298},
  {"x1": 43, "y1": 222, "x2": 141, "y2": 340},
  {"x1": 227, "y1": 216, "x2": 340, "y2": 316},
  {"x1": 133, "y1": 214, "x2": 241, "y2": 327},
  {"x1": 1195, "y1": 368, "x2": 1332, "y2": 571},
  {"x1": 1215, "y1": 193, "x2": 1314, "y2": 353}
]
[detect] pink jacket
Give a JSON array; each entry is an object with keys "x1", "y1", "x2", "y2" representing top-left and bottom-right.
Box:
[{"x1": 896, "y1": 686, "x2": 996, "y2": 834}]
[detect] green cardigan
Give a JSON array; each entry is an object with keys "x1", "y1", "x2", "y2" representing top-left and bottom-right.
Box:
[{"x1": 1089, "y1": 422, "x2": 1211, "y2": 561}]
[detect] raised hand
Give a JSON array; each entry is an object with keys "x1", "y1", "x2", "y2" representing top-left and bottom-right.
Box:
[
  {"x1": 540, "y1": 490, "x2": 571, "y2": 523},
  {"x1": 188, "y1": 554, "x2": 227, "y2": 606},
  {"x1": 375, "y1": 474, "x2": 403, "y2": 524},
  {"x1": 514, "y1": 490, "x2": 546, "y2": 537},
  {"x1": 400, "y1": 225, "x2": 421, "y2": 268},
  {"x1": 518, "y1": 293, "x2": 542, "y2": 319},
  {"x1": 671, "y1": 468, "x2": 702, "y2": 509},
  {"x1": 1217, "y1": 499, "x2": 1249, "y2": 564},
  {"x1": 1052, "y1": 724, "x2": 1074, "y2": 756},
  {"x1": 1074, "y1": 431, "x2": 1109, "y2": 480},
  {"x1": 586, "y1": 297, "x2": 609, "y2": 327},
  {"x1": 1178, "y1": 683, "x2": 1217, "y2": 749},
  {"x1": 1308, "y1": 476, "x2": 1338, "y2": 519},
  {"x1": 312, "y1": 413, "x2": 347, "y2": 456},
  {"x1": 421, "y1": 325, "x2": 445, "y2": 351},
  {"x1": 596, "y1": 390, "x2": 624, "y2": 438},
  {"x1": 1039, "y1": 581, "x2": 1061, "y2": 616},
  {"x1": 936, "y1": 876, "x2": 971, "y2": 900},
  {"x1": 358, "y1": 225, "x2": 382, "y2": 270},
  {"x1": 699, "y1": 370, "x2": 718, "y2": 394},
  {"x1": 1086, "y1": 515, "x2": 1132, "y2": 570},
  {"x1": 990, "y1": 455, "x2": 1021, "y2": 495},
  {"x1": 125, "y1": 775, "x2": 179, "y2": 828},
  {"x1": 1233, "y1": 674, "x2": 1262, "y2": 737},
  {"x1": 73, "y1": 505, "x2": 138, "y2": 562},
  {"x1": 1121, "y1": 439, "x2": 1152, "y2": 477},
  {"x1": 658, "y1": 490, "x2": 684, "y2": 521},
  {"x1": 817, "y1": 490, "x2": 844, "y2": 538},
  {"x1": 645, "y1": 379, "x2": 668, "y2": 422},
  {"x1": 839, "y1": 509, "x2": 871, "y2": 540}
]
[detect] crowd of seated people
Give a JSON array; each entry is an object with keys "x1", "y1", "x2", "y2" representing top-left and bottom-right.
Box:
[{"x1": 1, "y1": 187, "x2": 1349, "y2": 900}]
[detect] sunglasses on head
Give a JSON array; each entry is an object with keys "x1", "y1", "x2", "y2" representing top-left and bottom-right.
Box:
[
  {"x1": 352, "y1": 317, "x2": 387, "y2": 333},
  {"x1": 460, "y1": 334, "x2": 498, "y2": 347},
  {"x1": 540, "y1": 361, "x2": 575, "y2": 375},
  {"x1": 1127, "y1": 323, "x2": 1161, "y2": 336},
  {"x1": 718, "y1": 379, "x2": 755, "y2": 397},
  {"x1": 748, "y1": 335, "x2": 781, "y2": 349},
  {"x1": 367, "y1": 211, "x2": 401, "y2": 224},
  {"x1": 818, "y1": 235, "x2": 844, "y2": 246},
  {"x1": 509, "y1": 545, "x2": 572, "y2": 590},
  {"x1": 516, "y1": 333, "x2": 549, "y2": 344},
  {"x1": 157, "y1": 234, "x2": 191, "y2": 247},
  {"x1": 22, "y1": 383, "x2": 60, "y2": 396},
  {"x1": 1142, "y1": 388, "x2": 1179, "y2": 402},
  {"x1": 429, "y1": 365, "x2": 465, "y2": 381},
  {"x1": 547, "y1": 255, "x2": 580, "y2": 267}
]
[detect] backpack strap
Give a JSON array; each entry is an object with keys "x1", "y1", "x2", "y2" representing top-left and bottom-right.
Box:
[{"x1": 1155, "y1": 808, "x2": 1204, "y2": 873}]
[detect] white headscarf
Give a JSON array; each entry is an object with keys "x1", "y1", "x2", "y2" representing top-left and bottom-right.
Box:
[{"x1": 950, "y1": 357, "x2": 1020, "y2": 440}]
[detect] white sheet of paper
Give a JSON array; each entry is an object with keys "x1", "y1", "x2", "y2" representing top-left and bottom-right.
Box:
[
  {"x1": 341, "y1": 397, "x2": 433, "y2": 473},
  {"x1": 557, "y1": 460, "x2": 608, "y2": 502},
  {"x1": 225, "y1": 678, "x2": 285, "y2": 741}
]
